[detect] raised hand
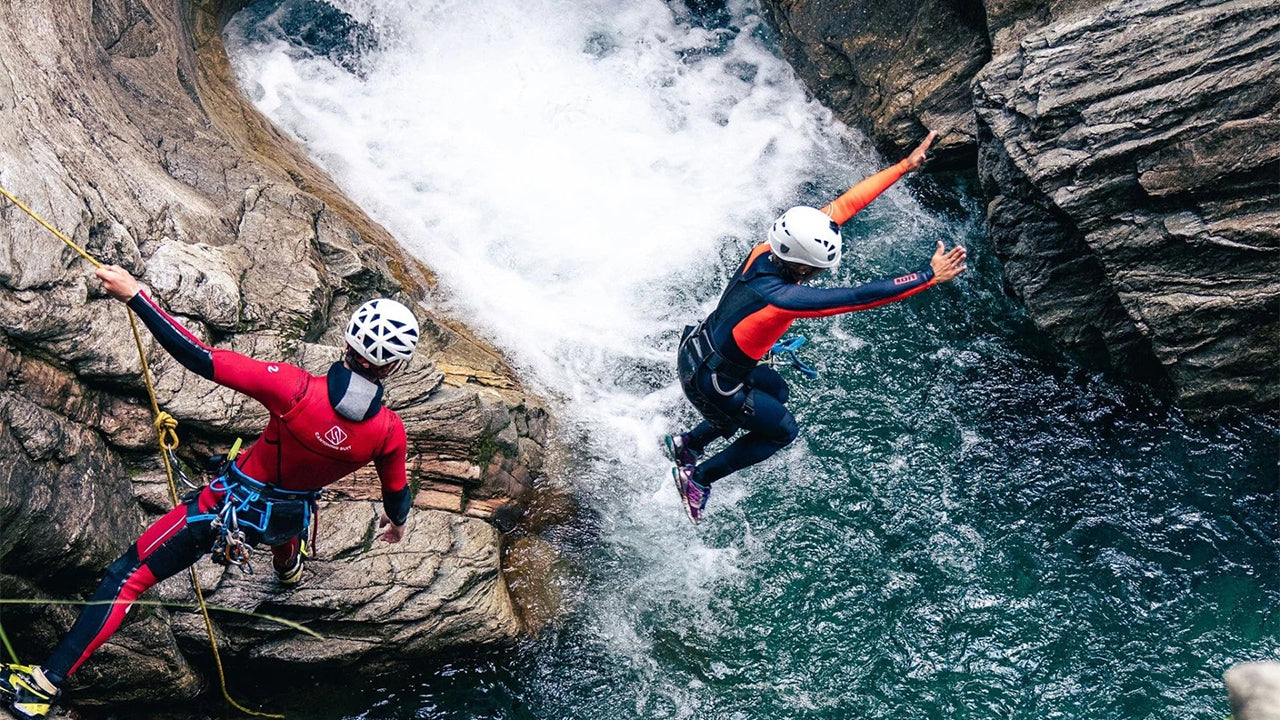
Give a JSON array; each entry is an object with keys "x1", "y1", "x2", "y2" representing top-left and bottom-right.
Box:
[
  {"x1": 94, "y1": 264, "x2": 141, "y2": 301},
  {"x1": 929, "y1": 241, "x2": 967, "y2": 283},
  {"x1": 903, "y1": 130, "x2": 938, "y2": 172}
]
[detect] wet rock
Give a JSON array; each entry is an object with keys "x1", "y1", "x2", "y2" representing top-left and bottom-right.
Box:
[
  {"x1": 758, "y1": 0, "x2": 992, "y2": 165},
  {"x1": 760, "y1": 0, "x2": 1279, "y2": 409},
  {"x1": 973, "y1": 0, "x2": 1279, "y2": 408},
  {"x1": 0, "y1": 0, "x2": 557, "y2": 712},
  {"x1": 152, "y1": 504, "x2": 519, "y2": 667}
]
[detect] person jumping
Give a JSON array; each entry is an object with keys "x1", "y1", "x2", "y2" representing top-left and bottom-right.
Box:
[
  {"x1": 665, "y1": 131, "x2": 967, "y2": 523},
  {"x1": 1, "y1": 265, "x2": 420, "y2": 718}
]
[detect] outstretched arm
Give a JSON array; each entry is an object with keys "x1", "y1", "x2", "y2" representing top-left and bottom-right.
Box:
[
  {"x1": 763, "y1": 265, "x2": 938, "y2": 319},
  {"x1": 759, "y1": 239, "x2": 967, "y2": 319},
  {"x1": 96, "y1": 264, "x2": 305, "y2": 414},
  {"x1": 98, "y1": 264, "x2": 216, "y2": 379},
  {"x1": 822, "y1": 131, "x2": 936, "y2": 225}
]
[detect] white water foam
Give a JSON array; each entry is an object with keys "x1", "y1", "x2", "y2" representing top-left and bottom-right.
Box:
[{"x1": 226, "y1": 0, "x2": 932, "y2": 684}]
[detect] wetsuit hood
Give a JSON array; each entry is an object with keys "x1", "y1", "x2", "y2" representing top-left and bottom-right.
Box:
[{"x1": 327, "y1": 362, "x2": 384, "y2": 421}]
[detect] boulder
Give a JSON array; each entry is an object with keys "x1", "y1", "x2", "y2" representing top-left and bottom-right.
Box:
[
  {"x1": 759, "y1": 0, "x2": 990, "y2": 166},
  {"x1": 759, "y1": 0, "x2": 1279, "y2": 409}
]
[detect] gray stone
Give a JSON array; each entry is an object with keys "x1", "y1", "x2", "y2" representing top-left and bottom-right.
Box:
[
  {"x1": 1226, "y1": 662, "x2": 1280, "y2": 720},
  {"x1": 758, "y1": 0, "x2": 991, "y2": 165},
  {"x1": 760, "y1": 0, "x2": 1279, "y2": 408},
  {"x1": 973, "y1": 0, "x2": 1279, "y2": 408},
  {"x1": 0, "y1": 0, "x2": 556, "y2": 712}
]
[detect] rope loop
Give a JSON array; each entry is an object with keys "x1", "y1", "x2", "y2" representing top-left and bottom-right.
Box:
[{"x1": 153, "y1": 411, "x2": 180, "y2": 451}]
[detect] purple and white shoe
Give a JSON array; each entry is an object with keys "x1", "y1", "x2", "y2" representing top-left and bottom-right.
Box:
[
  {"x1": 663, "y1": 434, "x2": 698, "y2": 469},
  {"x1": 672, "y1": 466, "x2": 710, "y2": 524}
]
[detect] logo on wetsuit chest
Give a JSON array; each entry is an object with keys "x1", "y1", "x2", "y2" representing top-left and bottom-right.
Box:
[
  {"x1": 317, "y1": 425, "x2": 350, "y2": 451},
  {"x1": 893, "y1": 272, "x2": 919, "y2": 285}
]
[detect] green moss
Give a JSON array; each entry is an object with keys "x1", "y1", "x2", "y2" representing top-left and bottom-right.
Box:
[
  {"x1": 474, "y1": 431, "x2": 505, "y2": 466},
  {"x1": 360, "y1": 516, "x2": 376, "y2": 553},
  {"x1": 408, "y1": 466, "x2": 422, "y2": 496}
]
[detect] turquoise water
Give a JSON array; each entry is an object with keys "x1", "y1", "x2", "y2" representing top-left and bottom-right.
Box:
[
  {"x1": 189, "y1": 182, "x2": 1276, "y2": 720},
  {"x1": 216, "y1": 1, "x2": 1280, "y2": 718}
]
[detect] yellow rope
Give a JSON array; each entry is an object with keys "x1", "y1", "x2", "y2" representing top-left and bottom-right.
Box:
[
  {"x1": 1, "y1": 186, "x2": 282, "y2": 718},
  {"x1": 0, "y1": 599, "x2": 323, "y2": 640},
  {"x1": 0, "y1": 187, "x2": 102, "y2": 269}
]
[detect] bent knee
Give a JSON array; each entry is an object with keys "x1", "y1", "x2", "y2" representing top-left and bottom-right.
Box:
[
  {"x1": 92, "y1": 547, "x2": 143, "y2": 599},
  {"x1": 772, "y1": 414, "x2": 799, "y2": 446}
]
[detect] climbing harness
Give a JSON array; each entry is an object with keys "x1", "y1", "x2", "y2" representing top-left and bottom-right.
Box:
[
  {"x1": 764, "y1": 336, "x2": 819, "y2": 379},
  {"x1": 197, "y1": 466, "x2": 319, "y2": 574},
  {"x1": 0, "y1": 186, "x2": 286, "y2": 718},
  {"x1": 680, "y1": 321, "x2": 756, "y2": 383}
]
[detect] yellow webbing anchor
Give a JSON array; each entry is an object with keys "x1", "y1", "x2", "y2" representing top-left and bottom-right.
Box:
[{"x1": 0, "y1": 185, "x2": 284, "y2": 719}]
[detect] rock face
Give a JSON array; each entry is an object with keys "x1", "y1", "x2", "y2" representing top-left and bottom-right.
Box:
[
  {"x1": 760, "y1": 0, "x2": 991, "y2": 167},
  {"x1": 0, "y1": 0, "x2": 555, "y2": 710},
  {"x1": 973, "y1": 0, "x2": 1279, "y2": 408},
  {"x1": 760, "y1": 0, "x2": 1279, "y2": 409}
]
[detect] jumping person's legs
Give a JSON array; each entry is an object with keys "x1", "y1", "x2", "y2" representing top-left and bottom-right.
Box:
[
  {"x1": 682, "y1": 420, "x2": 723, "y2": 454},
  {"x1": 746, "y1": 364, "x2": 789, "y2": 404},
  {"x1": 678, "y1": 365, "x2": 789, "y2": 454},
  {"x1": 692, "y1": 385, "x2": 798, "y2": 486}
]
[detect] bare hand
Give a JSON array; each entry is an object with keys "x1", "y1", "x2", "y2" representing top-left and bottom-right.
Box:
[
  {"x1": 902, "y1": 130, "x2": 938, "y2": 172},
  {"x1": 94, "y1": 264, "x2": 141, "y2": 302},
  {"x1": 377, "y1": 512, "x2": 406, "y2": 544},
  {"x1": 929, "y1": 241, "x2": 967, "y2": 283}
]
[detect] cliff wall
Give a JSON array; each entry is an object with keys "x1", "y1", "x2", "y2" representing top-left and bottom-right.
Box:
[
  {"x1": 760, "y1": 0, "x2": 1278, "y2": 409},
  {"x1": 0, "y1": 0, "x2": 557, "y2": 709}
]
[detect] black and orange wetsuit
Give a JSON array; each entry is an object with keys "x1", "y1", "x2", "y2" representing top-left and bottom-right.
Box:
[
  {"x1": 40, "y1": 291, "x2": 410, "y2": 686},
  {"x1": 677, "y1": 158, "x2": 937, "y2": 485}
]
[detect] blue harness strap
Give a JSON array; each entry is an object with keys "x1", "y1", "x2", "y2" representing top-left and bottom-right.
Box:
[
  {"x1": 765, "y1": 336, "x2": 819, "y2": 379},
  {"x1": 189, "y1": 464, "x2": 320, "y2": 572}
]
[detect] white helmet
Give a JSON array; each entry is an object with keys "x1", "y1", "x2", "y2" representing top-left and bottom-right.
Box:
[
  {"x1": 345, "y1": 299, "x2": 420, "y2": 366},
  {"x1": 767, "y1": 206, "x2": 842, "y2": 268}
]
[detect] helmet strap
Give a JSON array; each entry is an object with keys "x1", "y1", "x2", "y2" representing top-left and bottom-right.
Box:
[
  {"x1": 344, "y1": 347, "x2": 401, "y2": 381},
  {"x1": 772, "y1": 255, "x2": 823, "y2": 283}
]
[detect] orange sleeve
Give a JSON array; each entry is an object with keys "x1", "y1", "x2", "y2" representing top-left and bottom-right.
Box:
[{"x1": 821, "y1": 159, "x2": 912, "y2": 225}]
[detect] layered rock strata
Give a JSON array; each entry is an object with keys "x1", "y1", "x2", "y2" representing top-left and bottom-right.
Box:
[
  {"x1": 973, "y1": 0, "x2": 1278, "y2": 407},
  {"x1": 0, "y1": 0, "x2": 555, "y2": 709},
  {"x1": 759, "y1": 0, "x2": 1278, "y2": 409}
]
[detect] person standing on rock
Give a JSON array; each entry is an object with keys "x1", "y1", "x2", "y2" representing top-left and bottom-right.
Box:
[
  {"x1": 1, "y1": 265, "x2": 419, "y2": 719},
  {"x1": 664, "y1": 131, "x2": 968, "y2": 523}
]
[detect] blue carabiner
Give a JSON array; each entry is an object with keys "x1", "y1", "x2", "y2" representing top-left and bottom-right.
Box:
[{"x1": 766, "y1": 336, "x2": 819, "y2": 379}]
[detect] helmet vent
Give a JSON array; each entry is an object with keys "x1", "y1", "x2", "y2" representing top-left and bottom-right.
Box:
[{"x1": 780, "y1": 243, "x2": 791, "y2": 254}]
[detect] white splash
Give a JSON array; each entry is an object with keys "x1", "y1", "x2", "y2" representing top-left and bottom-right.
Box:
[{"x1": 226, "y1": 0, "x2": 925, "y2": 679}]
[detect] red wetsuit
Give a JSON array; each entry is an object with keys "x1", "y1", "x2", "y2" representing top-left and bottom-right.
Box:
[{"x1": 42, "y1": 291, "x2": 410, "y2": 683}]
